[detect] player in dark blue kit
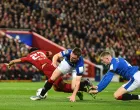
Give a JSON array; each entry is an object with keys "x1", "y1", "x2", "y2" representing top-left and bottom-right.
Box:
[
  {"x1": 30, "y1": 47, "x2": 84, "y2": 102},
  {"x1": 89, "y1": 51, "x2": 140, "y2": 100}
]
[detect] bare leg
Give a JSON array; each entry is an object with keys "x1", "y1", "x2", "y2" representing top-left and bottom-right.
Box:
[
  {"x1": 114, "y1": 86, "x2": 139, "y2": 100},
  {"x1": 114, "y1": 86, "x2": 128, "y2": 99}
]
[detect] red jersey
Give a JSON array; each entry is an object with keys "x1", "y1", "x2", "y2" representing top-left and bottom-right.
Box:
[{"x1": 20, "y1": 50, "x2": 55, "y2": 78}]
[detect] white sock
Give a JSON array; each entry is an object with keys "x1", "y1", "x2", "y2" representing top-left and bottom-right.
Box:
[{"x1": 138, "y1": 95, "x2": 140, "y2": 99}]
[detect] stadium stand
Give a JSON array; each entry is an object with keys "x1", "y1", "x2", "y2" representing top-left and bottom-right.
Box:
[
  {"x1": 0, "y1": 35, "x2": 42, "y2": 80},
  {"x1": 0, "y1": 0, "x2": 139, "y2": 80}
]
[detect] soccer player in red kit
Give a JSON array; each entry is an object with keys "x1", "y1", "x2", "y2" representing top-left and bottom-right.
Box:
[
  {"x1": 8, "y1": 47, "x2": 54, "y2": 79},
  {"x1": 8, "y1": 47, "x2": 92, "y2": 100}
]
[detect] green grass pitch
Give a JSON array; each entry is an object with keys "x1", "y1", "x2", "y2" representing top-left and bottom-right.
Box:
[{"x1": 0, "y1": 82, "x2": 139, "y2": 110}]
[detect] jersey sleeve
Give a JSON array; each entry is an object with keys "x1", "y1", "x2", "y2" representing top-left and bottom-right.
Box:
[
  {"x1": 20, "y1": 57, "x2": 29, "y2": 62},
  {"x1": 61, "y1": 49, "x2": 72, "y2": 57},
  {"x1": 76, "y1": 66, "x2": 84, "y2": 76},
  {"x1": 76, "y1": 57, "x2": 84, "y2": 76},
  {"x1": 97, "y1": 71, "x2": 114, "y2": 92}
]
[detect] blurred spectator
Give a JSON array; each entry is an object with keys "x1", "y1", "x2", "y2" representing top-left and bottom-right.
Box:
[
  {"x1": 0, "y1": 0, "x2": 139, "y2": 69},
  {"x1": 0, "y1": 33, "x2": 43, "y2": 81}
]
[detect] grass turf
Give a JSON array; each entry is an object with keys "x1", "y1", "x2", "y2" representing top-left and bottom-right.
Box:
[{"x1": 0, "y1": 82, "x2": 139, "y2": 110}]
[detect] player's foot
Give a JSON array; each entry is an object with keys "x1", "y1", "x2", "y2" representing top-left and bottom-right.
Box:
[
  {"x1": 30, "y1": 95, "x2": 46, "y2": 101},
  {"x1": 84, "y1": 79, "x2": 93, "y2": 92},
  {"x1": 77, "y1": 91, "x2": 83, "y2": 100}
]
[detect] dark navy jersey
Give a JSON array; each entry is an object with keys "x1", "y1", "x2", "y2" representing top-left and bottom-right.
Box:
[
  {"x1": 61, "y1": 49, "x2": 84, "y2": 75},
  {"x1": 97, "y1": 57, "x2": 139, "y2": 92}
]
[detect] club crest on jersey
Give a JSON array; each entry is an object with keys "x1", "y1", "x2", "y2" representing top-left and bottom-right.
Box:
[
  {"x1": 63, "y1": 50, "x2": 69, "y2": 54},
  {"x1": 115, "y1": 58, "x2": 119, "y2": 63}
]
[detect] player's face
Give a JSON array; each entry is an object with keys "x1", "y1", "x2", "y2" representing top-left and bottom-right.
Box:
[
  {"x1": 70, "y1": 52, "x2": 79, "y2": 63},
  {"x1": 101, "y1": 56, "x2": 110, "y2": 65}
]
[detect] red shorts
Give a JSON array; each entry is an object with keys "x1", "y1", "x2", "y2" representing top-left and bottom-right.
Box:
[{"x1": 42, "y1": 64, "x2": 55, "y2": 79}]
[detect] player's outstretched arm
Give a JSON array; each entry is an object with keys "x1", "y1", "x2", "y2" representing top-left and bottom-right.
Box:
[
  {"x1": 89, "y1": 71, "x2": 114, "y2": 94},
  {"x1": 0, "y1": 30, "x2": 6, "y2": 37},
  {"x1": 8, "y1": 59, "x2": 21, "y2": 68},
  {"x1": 52, "y1": 52, "x2": 62, "y2": 67},
  {"x1": 68, "y1": 76, "x2": 82, "y2": 102},
  {"x1": 88, "y1": 85, "x2": 98, "y2": 94}
]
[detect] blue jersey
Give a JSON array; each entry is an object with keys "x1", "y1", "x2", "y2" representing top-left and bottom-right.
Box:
[
  {"x1": 61, "y1": 49, "x2": 84, "y2": 75},
  {"x1": 97, "y1": 57, "x2": 139, "y2": 92}
]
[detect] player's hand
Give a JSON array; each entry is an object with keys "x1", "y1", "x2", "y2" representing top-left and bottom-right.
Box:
[
  {"x1": 8, "y1": 61, "x2": 15, "y2": 68},
  {"x1": 90, "y1": 85, "x2": 98, "y2": 90},
  {"x1": 89, "y1": 89, "x2": 98, "y2": 94},
  {"x1": 67, "y1": 95, "x2": 76, "y2": 102},
  {"x1": 0, "y1": 30, "x2": 6, "y2": 37},
  {"x1": 88, "y1": 85, "x2": 98, "y2": 94}
]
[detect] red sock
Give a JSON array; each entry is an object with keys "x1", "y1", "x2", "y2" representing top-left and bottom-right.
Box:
[
  {"x1": 117, "y1": 95, "x2": 122, "y2": 100},
  {"x1": 116, "y1": 94, "x2": 138, "y2": 100},
  {"x1": 48, "y1": 79, "x2": 55, "y2": 83}
]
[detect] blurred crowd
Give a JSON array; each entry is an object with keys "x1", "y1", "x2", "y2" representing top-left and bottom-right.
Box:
[
  {"x1": 0, "y1": 0, "x2": 139, "y2": 80},
  {"x1": 0, "y1": 33, "x2": 42, "y2": 80}
]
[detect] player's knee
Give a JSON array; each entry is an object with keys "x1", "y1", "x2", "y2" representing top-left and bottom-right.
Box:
[
  {"x1": 114, "y1": 92, "x2": 123, "y2": 100},
  {"x1": 113, "y1": 92, "x2": 119, "y2": 99}
]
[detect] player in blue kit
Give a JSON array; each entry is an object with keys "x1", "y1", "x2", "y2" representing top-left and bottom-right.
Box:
[
  {"x1": 30, "y1": 47, "x2": 84, "y2": 102},
  {"x1": 89, "y1": 51, "x2": 140, "y2": 100}
]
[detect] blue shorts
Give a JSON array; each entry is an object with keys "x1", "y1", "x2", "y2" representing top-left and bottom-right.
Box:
[{"x1": 122, "y1": 71, "x2": 140, "y2": 92}]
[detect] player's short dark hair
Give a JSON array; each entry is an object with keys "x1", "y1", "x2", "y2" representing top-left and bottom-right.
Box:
[
  {"x1": 46, "y1": 51, "x2": 52, "y2": 60},
  {"x1": 100, "y1": 51, "x2": 112, "y2": 58},
  {"x1": 29, "y1": 47, "x2": 39, "y2": 53},
  {"x1": 72, "y1": 47, "x2": 82, "y2": 57}
]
